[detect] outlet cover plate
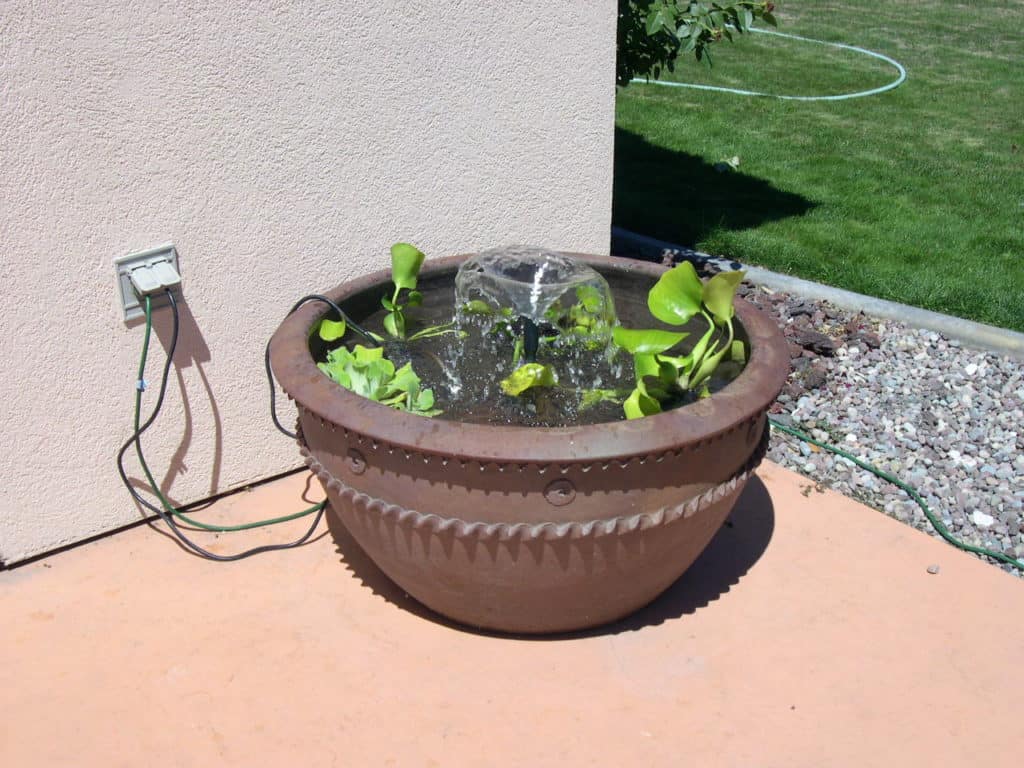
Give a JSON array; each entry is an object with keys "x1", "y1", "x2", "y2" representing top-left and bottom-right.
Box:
[{"x1": 115, "y1": 243, "x2": 182, "y2": 321}]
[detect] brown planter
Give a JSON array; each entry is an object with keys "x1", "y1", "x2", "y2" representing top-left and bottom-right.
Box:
[{"x1": 269, "y1": 253, "x2": 789, "y2": 633}]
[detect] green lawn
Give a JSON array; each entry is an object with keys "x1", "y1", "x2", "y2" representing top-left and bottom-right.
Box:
[{"x1": 614, "y1": 0, "x2": 1024, "y2": 332}]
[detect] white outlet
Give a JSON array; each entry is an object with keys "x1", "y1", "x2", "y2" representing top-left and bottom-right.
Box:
[{"x1": 115, "y1": 243, "x2": 182, "y2": 321}]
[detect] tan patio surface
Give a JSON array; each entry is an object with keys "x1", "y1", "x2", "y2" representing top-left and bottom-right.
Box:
[{"x1": 3, "y1": 460, "x2": 1023, "y2": 767}]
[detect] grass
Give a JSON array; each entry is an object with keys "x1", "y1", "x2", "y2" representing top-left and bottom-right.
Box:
[{"x1": 614, "y1": 0, "x2": 1024, "y2": 332}]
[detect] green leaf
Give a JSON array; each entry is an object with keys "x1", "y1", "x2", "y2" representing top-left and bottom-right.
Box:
[
  {"x1": 390, "y1": 242, "x2": 426, "y2": 292},
  {"x1": 416, "y1": 388, "x2": 435, "y2": 411},
  {"x1": 317, "y1": 360, "x2": 350, "y2": 389},
  {"x1": 730, "y1": 339, "x2": 746, "y2": 363},
  {"x1": 689, "y1": 321, "x2": 717, "y2": 367},
  {"x1": 318, "y1": 344, "x2": 441, "y2": 417},
  {"x1": 380, "y1": 296, "x2": 396, "y2": 311},
  {"x1": 383, "y1": 311, "x2": 404, "y2": 338},
  {"x1": 648, "y1": 261, "x2": 703, "y2": 325},
  {"x1": 658, "y1": 353, "x2": 694, "y2": 388},
  {"x1": 633, "y1": 352, "x2": 661, "y2": 380},
  {"x1": 575, "y1": 284, "x2": 604, "y2": 313},
  {"x1": 658, "y1": 358, "x2": 680, "y2": 387},
  {"x1": 500, "y1": 363, "x2": 556, "y2": 396},
  {"x1": 387, "y1": 362, "x2": 420, "y2": 396},
  {"x1": 407, "y1": 321, "x2": 459, "y2": 341},
  {"x1": 406, "y1": 290, "x2": 423, "y2": 307},
  {"x1": 317, "y1": 317, "x2": 347, "y2": 342},
  {"x1": 763, "y1": 11, "x2": 778, "y2": 27},
  {"x1": 690, "y1": 344, "x2": 728, "y2": 389},
  {"x1": 702, "y1": 270, "x2": 745, "y2": 324},
  {"x1": 461, "y1": 299, "x2": 494, "y2": 315},
  {"x1": 740, "y1": 8, "x2": 753, "y2": 31},
  {"x1": 646, "y1": 6, "x2": 670, "y2": 35},
  {"x1": 612, "y1": 326, "x2": 688, "y2": 354},
  {"x1": 579, "y1": 389, "x2": 624, "y2": 410},
  {"x1": 352, "y1": 345, "x2": 384, "y2": 363},
  {"x1": 623, "y1": 387, "x2": 662, "y2": 420}
]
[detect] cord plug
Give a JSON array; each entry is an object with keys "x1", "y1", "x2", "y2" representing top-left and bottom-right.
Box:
[
  {"x1": 149, "y1": 258, "x2": 182, "y2": 291},
  {"x1": 129, "y1": 258, "x2": 181, "y2": 297}
]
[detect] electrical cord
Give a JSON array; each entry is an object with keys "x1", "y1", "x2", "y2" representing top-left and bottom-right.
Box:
[
  {"x1": 116, "y1": 291, "x2": 324, "y2": 561},
  {"x1": 265, "y1": 293, "x2": 378, "y2": 440},
  {"x1": 768, "y1": 417, "x2": 1024, "y2": 572}
]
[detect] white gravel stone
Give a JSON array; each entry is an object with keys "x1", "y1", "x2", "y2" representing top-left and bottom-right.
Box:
[
  {"x1": 759, "y1": 285, "x2": 1024, "y2": 577},
  {"x1": 971, "y1": 511, "x2": 995, "y2": 528}
]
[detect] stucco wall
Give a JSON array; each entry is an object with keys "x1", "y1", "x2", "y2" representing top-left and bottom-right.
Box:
[{"x1": 0, "y1": 1, "x2": 617, "y2": 563}]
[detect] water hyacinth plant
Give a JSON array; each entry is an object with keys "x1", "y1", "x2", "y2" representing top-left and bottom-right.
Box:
[
  {"x1": 316, "y1": 244, "x2": 746, "y2": 421},
  {"x1": 613, "y1": 261, "x2": 745, "y2": 418}
]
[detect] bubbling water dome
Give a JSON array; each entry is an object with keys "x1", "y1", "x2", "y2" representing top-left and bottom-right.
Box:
[
  {"x1": 455, "y1": 246, "x2": 617, "y2": 334},
  {"x1": 440, "y1": 246, "x2": 627, "y2": 425}
]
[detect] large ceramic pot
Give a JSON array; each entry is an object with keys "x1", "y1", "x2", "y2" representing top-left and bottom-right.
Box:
[{"x1": 269, "y1": 253, "x2": 788, "y2": 633}]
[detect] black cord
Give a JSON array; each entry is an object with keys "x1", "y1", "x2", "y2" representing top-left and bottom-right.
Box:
[
  {"x1": 116, "y1": 290, "x2": 324, "y2": 562},
  {"x1": 265, "y1": 293, "x2": 378, "y2": 440}
]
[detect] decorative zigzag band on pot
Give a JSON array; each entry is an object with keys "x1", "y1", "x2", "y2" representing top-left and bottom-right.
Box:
[{"x1": 298, "y1": 423, "x2": 769, "y2": 544}]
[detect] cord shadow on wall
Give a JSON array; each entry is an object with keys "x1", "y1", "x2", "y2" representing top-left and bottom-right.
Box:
[
  {"x1": 612, "y1": 127, "x2": 816, "y2": 246},
  {"x1": 135, "y1": 299, "x2": 223, "y2": 504}
]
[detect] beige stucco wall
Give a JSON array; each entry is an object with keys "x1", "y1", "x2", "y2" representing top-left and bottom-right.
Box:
[{"x1": 0, "y1": 1, "x2": 617, "y2": 563}]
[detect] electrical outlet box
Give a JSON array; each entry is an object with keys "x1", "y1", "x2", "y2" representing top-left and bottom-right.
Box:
[{"x1": 116, "y1": 244, "x2": 182, "y2": 321}]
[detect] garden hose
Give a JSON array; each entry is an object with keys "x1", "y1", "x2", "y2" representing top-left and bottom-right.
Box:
[
  {"x1": 633, "y1": 27, "x2": 907, "y2": 101},
  {"x1": 768, "y1": 417, "x2": 1024, "y2": 572},
  {"x1": 116, "y1": 292, "x2": 325, "y2": 561}
]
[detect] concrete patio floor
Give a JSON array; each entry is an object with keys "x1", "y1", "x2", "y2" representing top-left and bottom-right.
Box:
[{"x1": 3, "y1": 460, "x2": 1023, "y2": 767}]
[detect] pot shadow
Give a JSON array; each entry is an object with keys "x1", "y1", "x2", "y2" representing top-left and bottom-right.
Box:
[{"x1": 325, "y1": 475, "x2": 775, "y2": 640}]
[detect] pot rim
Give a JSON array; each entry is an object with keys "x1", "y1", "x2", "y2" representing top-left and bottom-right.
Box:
[{"x1": 269, "y1": 252, "x2": 789, "y2": 463}]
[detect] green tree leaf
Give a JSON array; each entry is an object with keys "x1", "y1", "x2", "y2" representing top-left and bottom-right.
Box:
[
  {"x1": 648, "y1": 261, "x2": 703, "y2": 325},
  {"x1": 702, "y1": 270, "x2": 745, "y2": 324},
  {"x1": 646, "y1": 6, "x2": 670, "y2": 35}
]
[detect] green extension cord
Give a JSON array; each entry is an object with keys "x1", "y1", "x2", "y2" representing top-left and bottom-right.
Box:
[
  {"x1": 131, "y1": 295, "x2": 324, "y2": 534},
  {"x1": 768, "y1": 417, "x2": 1024, "y2": 572}
]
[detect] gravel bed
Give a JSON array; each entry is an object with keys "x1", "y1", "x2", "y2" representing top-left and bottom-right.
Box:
[{"x1": 735, "y1": 283, "x2": 1024, "y2": 576}]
